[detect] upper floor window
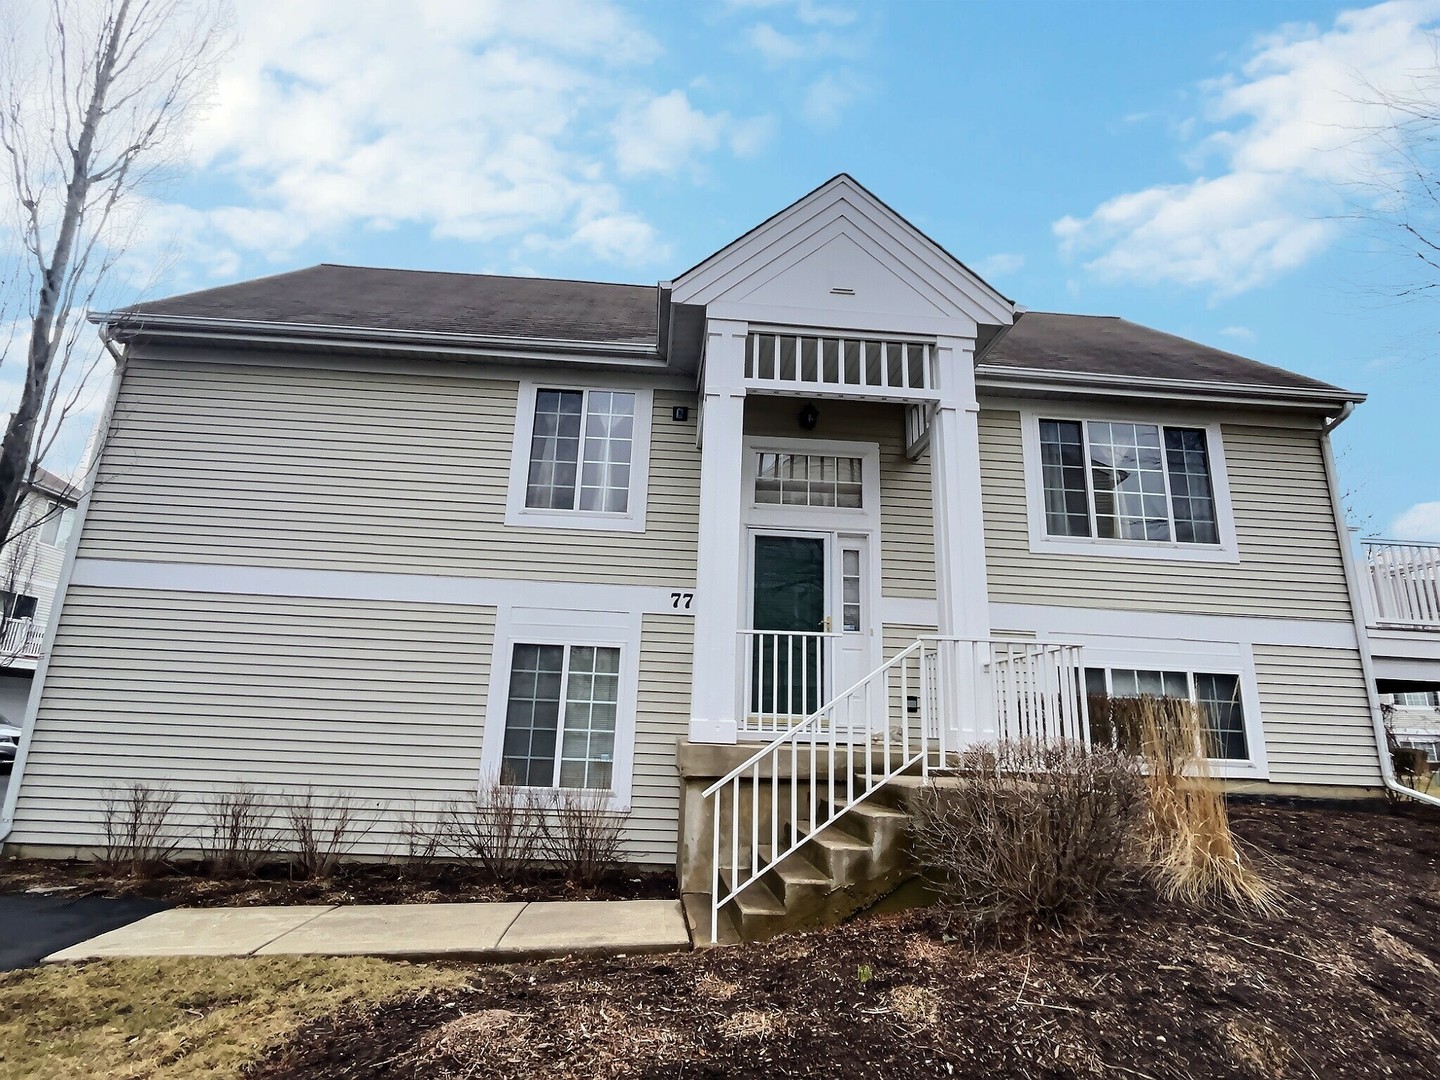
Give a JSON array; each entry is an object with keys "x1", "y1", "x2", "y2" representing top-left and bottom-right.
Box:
[
  {"x1": 1040, "y1": 419, "x2": 1217, "y2": 544},
  {"x1": 1022, "y1": 411, "x2": 1237, "y2": 563},
  {"x1": 527, "y1": 389, "x2": 635, "y2": 513},
  {"x1": 506, "y1": 382, "x2": 653, "y2": 533},
  {"x1": 38, "y1": 502, "x2": 74, "y2": 548}
]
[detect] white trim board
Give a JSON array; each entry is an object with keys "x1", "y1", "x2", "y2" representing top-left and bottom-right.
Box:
[
  {"x1": 991, "y1": 602, "x2": 1359, "y2": 650},
  {"x1": 68, "y1": 559, "x2": 699, "y2": 617}
]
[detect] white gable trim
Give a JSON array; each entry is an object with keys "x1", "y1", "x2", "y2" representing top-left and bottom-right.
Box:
[{"x1": 671, "y1": 176, "x2": 1013, "y2": 330}]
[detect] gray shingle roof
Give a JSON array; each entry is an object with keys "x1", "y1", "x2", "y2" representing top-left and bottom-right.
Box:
[
  {"x1": 983, "y1": 312, "x2": 1348, "y2": 395},
  {"x1": 118, "y1": 264, "x2": 659, "y2": 345}
]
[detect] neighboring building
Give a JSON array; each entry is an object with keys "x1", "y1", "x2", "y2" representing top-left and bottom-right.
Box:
[
  {"x1": 0, "y1": 467, "x2": 78, "y2": 724},
  {"x1": 0, "y1": 176, "x2": 1423, "y2": 933},
  {"x1": 1356, "y1": 539, "x2": 1440, "y2": 765}
]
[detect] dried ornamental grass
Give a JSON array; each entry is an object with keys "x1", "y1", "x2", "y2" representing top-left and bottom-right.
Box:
[{"x1": 1120, "y1": 694, "x2": 1281, "y2": 914}]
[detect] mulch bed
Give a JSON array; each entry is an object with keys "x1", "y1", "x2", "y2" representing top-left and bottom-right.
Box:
[
  {"x1": 247, "y1": 799, "x2": 1440, "y2": 1079},
  {"x1": 0, "y1": 858, "x2": 677, "y2": 906}
]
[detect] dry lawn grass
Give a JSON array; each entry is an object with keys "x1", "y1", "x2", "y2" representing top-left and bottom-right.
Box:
[{"x1": 0, "y1": 956, "x2": 469, "y2": 1080}]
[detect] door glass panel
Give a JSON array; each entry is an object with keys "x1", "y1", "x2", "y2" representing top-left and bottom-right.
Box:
[
  {"x1": 841, "y1": 547, "x2": 862, "y2": 633},
  {"x1": 752, "y1": 536, "x2": 826, "y2": 716}
]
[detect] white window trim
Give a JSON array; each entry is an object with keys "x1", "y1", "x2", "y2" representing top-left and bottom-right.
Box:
[
  {"x1": 505, "y1": 379, "x2": 653, "y2": 534},
  {"x1": 1076, "y1": 641, "x2": 1268, "y2": 779},
  {"x1": 480, "y1": 605, "x2": 642, "y2": 812},
  {"x1": 1019, "y1": 406, "x2": 1239, "y2": 563}
]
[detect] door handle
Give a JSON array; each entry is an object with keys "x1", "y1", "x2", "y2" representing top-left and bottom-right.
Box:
[{"x1": 822, "y1": 616, "x2": 833, "y2": 632}]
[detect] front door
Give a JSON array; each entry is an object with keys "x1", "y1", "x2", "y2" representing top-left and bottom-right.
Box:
[
  {"x1": 747, "y1": 531, "x2": 876, "y2": 728},
  {"x1": 750, "y1": 533, "x2": 828, "y2": 719}
]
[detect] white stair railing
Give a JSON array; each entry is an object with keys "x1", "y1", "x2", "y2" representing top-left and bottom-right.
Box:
[
  {"x1": 702, "y1": 636, "x2": 1090, "y2": 942},
  {"x1": 1363, "y1": 539, "x2": 1440, "y2": 629}
]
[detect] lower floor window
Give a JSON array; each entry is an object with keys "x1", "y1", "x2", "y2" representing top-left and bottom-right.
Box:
[
  {"x1": 502, "y1": 643, "x2": 620, "y2": 790},
  {"x1": 1085, "y1": 667, "x2": 1249, "y2": 761}
]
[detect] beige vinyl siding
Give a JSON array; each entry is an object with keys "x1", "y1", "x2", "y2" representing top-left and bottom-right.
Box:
[
  {"x1": 627, "y1": 613, "x2": 694, "y2": 863},
  {"x1": 979, "y1": 408, "x2": 1354, "y2": 620},
  {"x1": 80, "y1": 357, "x2": 700, "y2": 585},
  {"x1": 744, "y1": 398, "x2": 935, "y2": 598},
  {"x1": 8, "y1": 586, "x2": 497, "y2": 854},
  {"x1": 1254, "y1": 645, "x2": 1382, "y2": 786}
]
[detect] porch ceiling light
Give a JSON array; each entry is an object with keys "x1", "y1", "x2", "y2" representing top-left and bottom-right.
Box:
[{"x1": 798, "y1": 401, "x2": 820, "y2": 430}]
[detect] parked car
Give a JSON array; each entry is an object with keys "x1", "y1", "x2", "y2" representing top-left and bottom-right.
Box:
[{"x1": 0, "y1": 722, "x2": 20, "y2": 771}]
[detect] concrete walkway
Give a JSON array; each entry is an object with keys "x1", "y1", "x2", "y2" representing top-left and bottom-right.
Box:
[{"x1": 42, "y1": 899, "x2": 691, "y2": 963}]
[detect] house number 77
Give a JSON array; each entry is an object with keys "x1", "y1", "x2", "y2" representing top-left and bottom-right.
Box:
[{"x1": 670, "y1": 592, "x2": 695, "y2": 610}]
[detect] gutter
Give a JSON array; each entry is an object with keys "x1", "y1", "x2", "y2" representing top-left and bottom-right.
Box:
[
  {"x1": 0, "y1": 336, "x2": 128, "y2": 843},
  {"x1": 1321, "y1": 401, "x2": 1440, "y2": 809},
  {"x1": 88, "y1": 312, "x2": 664, "y2": 365},
  {"x1": 976, "y1": 363, "x2": 1364, "y2": 412}
]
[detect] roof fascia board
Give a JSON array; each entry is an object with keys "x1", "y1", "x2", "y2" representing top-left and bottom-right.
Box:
[
  {"x1": 92, "y1": 313, "x2": 662, "y2": 363},
  {"x1": 671, "y1": 177, "x2": 1013, "y2": 325},
  {"x1": 975, "y1": 365, "x2": 1363, "y2": 411}
]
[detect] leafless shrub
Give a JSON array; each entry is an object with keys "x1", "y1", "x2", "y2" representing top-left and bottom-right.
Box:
[
  {"x1": 909, "y1": 739, "x2": 1143, "y2": 931},
  {"x1": 1120, "y1": 695, "x2": 1281, "y2": 914},
  {"x1": 440, "y1": 777, "x2": 542, "y2": 885},
  {"x1": 537, "y1": 787, "x2": 626, "y2": 887},
  {"x1": 199, "y1": 784, "x2": 272, "y2": 877},
  {"x1": 279, "y1": 787, "x2": 377, "y2": 880},
  {"x1": 396, "y1": 800, "x2": 445, "y2": 867},
  {"x1": 97, "y1": 781, "x2": 182, "y2": 878}
]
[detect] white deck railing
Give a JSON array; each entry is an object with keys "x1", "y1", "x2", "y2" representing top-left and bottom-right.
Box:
[
  {"x1": 0, "y1": 618, "x2": 43, "y2": 660},
  {"x1": 745, "y1": 331, "x2": 938, "y2": 400},
  {"x1": 704, "y1": 636, "x2": 1089, "y2": 942},
  {"x1": 738, "y1": 630, "x2": 839, "y2": 736},
  {"x1": 1362, "y1": 539, "x2": 1440, "y2": 629}
]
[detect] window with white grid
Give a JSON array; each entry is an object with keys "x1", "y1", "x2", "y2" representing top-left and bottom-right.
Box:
[
  {"x1": 754, "y1": 452, "x2": 863, "y2": 508},
  {"x1": 1039, "y1": 419, "x2": 1218, "y2": 545},
  {"x1": 501, "y1": 642, "x2": 621, "y2": 791},
  {"x1": 1085, "y1": 666, "x2": 1249, "y2": 761},
  {"x1": 525, "y1": 389, "x2": 635, "y2": 514}
]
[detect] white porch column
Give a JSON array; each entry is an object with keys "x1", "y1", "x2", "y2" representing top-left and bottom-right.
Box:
[
  {"x1": 689, "y1": 319, "x2": 749, "y2": 743},
  {"x1": 929, "y1": 334, "x2": 995, "y2": 744}
]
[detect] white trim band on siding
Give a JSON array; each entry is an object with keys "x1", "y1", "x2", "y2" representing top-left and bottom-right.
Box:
[
  {"x1": 990, "y1": 602, "x2": 1360, "y2": 650},
  {"x1": 68, "y1": 559, "x2": 699, "y2": 617}
]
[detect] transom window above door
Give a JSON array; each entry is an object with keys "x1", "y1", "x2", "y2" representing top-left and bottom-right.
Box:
[{"x1": 754, "y1": 452, "x2": 863, "y2": 508}]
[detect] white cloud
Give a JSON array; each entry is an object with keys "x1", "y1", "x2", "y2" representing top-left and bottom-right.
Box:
[
  {"x1": 726, "y1": 0, "x2": 859, "y2": 28},
  {"x1": 802, "y1": 70, "x2": 866, "y2": 127},
  {"x1": 1389, "y1": 500, "x2": 1440, "y2": 540},
  {"x1": 1055, "y1": 0, "x2": 1440, "y2": 297},
  {"x1": 1219, "y1": 325, "x2": 1257, "y2": 342},
  {"x1": 975, "y1": 252, "x2": 1026, "y2": 278},
  {"x1": 612, "y1": 90, "x2": 772, "y2": 177},
  {"x1": 162, "y1": 0, "x2": 760, "y2": 273}
]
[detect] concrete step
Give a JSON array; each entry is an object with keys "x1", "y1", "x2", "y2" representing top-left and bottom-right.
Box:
[
  {"x1": 815, "y1": 799, "x2": 910, "y2": 847},
  {"x1": 756, "y1": 845, "x2": 831, "y2": 908},
  {"x1": 682, "y1": 891, "x2": 740, "y2": 948},
  {"x1": 792, "y1": 819, "x2": 873, "y2": 881}
]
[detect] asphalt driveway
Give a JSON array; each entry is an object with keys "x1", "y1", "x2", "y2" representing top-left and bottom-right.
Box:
[{"x1": 0, "y1": 892, "x2": 170, "y2": 970}]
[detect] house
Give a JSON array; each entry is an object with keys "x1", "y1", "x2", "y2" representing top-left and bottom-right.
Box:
[
  {"x1": 0, "y1": 466, "x2": 79, "y2": 724},
  {"x1": 0, "y1": 175, "x2": 1424, "y2": 937}
]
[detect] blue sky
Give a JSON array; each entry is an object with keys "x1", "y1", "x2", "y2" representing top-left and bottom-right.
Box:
[{"x1": 113, "y1": 0, "x2": 1440, "y2": 538}]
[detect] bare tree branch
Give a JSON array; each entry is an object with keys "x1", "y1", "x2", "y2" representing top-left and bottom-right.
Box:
[{"x1": 0, "y1": 0, "x2": 231, "y2": 549}]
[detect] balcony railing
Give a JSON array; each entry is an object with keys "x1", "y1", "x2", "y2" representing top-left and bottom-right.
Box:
[
  {"x1": 0, "y1": 618, "x2": 43, "y2": 660},
  {"x1": 1362, "y1": 539, "x2": 1440, "y2": 629}
]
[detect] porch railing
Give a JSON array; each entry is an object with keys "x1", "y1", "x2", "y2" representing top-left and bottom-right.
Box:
[
  {"x1": 1361, "y1": 539, "x2": 1440, "y2": 629},
  {"x1": 704, "y1": 635, "x2": 1089, "y2": 942},
  {"x1": 0, "y1": 618, "x2": 43, "y2": 660},
  {"x1": 738, "y1": 630, "x2": 840, "y2": 736}
]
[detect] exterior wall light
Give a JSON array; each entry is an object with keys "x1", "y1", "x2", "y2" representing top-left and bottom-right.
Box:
[{"x1": 798, "y1": 402, "x2": 820, "y2": 430}]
